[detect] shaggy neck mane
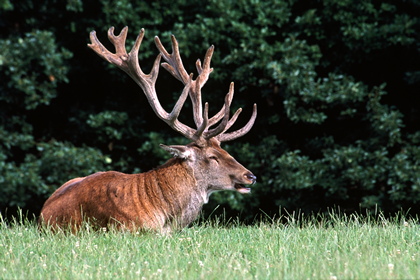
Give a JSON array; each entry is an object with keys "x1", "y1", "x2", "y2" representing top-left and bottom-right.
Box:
[{"x1": 137, "y1": 158, "x2": 201, "y2": 229}]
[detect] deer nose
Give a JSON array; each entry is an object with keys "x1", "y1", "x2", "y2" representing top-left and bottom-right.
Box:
[{"x1": 244, "y1": 173, "x2": 257, "y2": 184}]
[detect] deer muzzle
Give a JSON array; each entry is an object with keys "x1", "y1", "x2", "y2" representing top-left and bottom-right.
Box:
[{"x1": 234, "y1": 172, "x2": 257, "y2": 194}]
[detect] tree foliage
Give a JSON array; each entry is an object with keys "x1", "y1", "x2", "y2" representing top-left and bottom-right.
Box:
[{"x1": 1, "y1": 0, "x2": 419, "y2": 219}]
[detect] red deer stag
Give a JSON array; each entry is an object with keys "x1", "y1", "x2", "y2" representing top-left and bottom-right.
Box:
[{"x1": 39, "y1": 27, "x2": 257, "y2": 233}]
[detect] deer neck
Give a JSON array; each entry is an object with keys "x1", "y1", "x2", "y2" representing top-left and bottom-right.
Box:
[{"x1": 150, "y1": 158, "x2": 207, "y2": 227}]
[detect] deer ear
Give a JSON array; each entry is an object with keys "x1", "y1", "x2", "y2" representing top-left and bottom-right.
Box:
[{"x1": 159, "y1": 144, "x2": 193, "y2": 159}]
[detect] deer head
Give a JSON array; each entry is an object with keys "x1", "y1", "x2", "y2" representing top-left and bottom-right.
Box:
[{"x1": 88, "y1": 27, "x2": 257, "y2": 197}]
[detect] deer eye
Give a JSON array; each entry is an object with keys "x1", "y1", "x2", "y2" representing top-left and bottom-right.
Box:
[{"x1": 209, "y1": 156, "x2": 218, "y2": 162}]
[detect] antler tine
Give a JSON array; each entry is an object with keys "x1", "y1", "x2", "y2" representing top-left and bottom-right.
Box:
[
  {"x1": 154, "y1": 35, "x2": 190, "y2": 84},
  {"x1": 88, "y1": 28, "x2": 126, "y2": 67},
  {"x1": 127, "y1": 29, "x2": 163, "y2": 91},
  {"x1": 190, "y1": 46, "x2": 214, "y2": 128},
  {"x1": 207, "y1": 82, "x2": 235, "y2": 128},
  {"x1": 169, "y1": 74, "x2": 193, "y2": 122},
  {"x1": 213, "y1": 106, "x2": 243, "y2": 137},
  {"x1": 107, "y1": 26, "x2": 128, "y2": 57},
  {"x1": 195, "y1": 45, "x2": 214, "y2": 87},
  {"x1": 193, "y1": 102, "x2": 209, "y2": 140},
  {"x1": 216, "y1": 103, "x2": 257, "y2": 142}
]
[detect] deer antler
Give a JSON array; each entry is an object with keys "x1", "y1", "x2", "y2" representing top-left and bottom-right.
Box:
[{"x1": 88, "y1": 27, "x2": 256, "y2": 143}]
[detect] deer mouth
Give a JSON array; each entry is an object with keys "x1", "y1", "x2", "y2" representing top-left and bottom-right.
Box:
[
  {"x1": 234, "y1": 184, "x2": 251, "y2": 194},
  {"x1": 234, "y1": 173, "x2": 256, "y2": 193}
]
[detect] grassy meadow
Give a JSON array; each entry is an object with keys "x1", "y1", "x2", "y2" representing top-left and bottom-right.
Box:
[{"x1": 1, "y1": 211, "x2": 419, "y2": 280}]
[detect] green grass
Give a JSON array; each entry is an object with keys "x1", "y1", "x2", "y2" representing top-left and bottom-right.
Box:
[{"x1": 1, "y1": 212, "x2": 419, "y2": 279}]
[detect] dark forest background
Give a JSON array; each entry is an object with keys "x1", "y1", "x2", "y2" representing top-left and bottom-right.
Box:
[{"x1": 1, "y1": 0, "x2": 419, "y2": 221}]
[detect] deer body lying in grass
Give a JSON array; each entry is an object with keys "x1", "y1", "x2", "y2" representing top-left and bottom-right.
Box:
[{"x1": 39, "y1": 27, "x2": 257, "y2": 234}]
